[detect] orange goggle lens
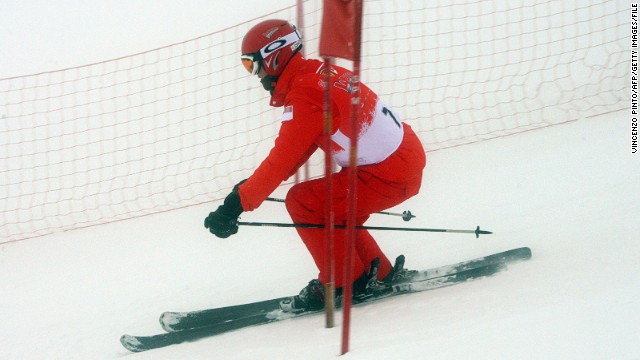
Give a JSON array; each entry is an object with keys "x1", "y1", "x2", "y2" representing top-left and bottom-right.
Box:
[{"x1": 241, "y1": 55, "x2": 259, "y2": 75}]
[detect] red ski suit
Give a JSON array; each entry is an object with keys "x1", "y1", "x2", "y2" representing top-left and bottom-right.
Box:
[{"x1": 238, "y1": 54, "x2": 426, "y2": 287}]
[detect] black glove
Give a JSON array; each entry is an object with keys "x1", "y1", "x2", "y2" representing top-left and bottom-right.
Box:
[{"x1": 204, "y1": 181, "x2": 245, "y2": 238}]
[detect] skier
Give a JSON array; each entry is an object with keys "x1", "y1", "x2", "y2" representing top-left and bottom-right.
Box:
[{"x1": 204, "y1": 19, "x2": 426, "y2": 312}]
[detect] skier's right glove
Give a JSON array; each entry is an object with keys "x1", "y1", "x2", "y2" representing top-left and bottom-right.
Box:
[{"x1": 204, "y1": 182, "x2": 245, "y2": 238}]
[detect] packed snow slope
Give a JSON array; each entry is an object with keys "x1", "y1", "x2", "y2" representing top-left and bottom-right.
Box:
[{"x1": 0, "y1": 110, "x2": 638, "y2": 359}]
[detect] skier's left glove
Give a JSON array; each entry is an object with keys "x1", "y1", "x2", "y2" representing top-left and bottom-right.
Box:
[{"x1": 204, "y1": 181, "x2": 245, "y2": 238}]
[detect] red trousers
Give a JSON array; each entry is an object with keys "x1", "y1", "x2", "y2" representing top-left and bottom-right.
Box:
[{"x1": 285, "y1": 127, "x2": 425, "y2": 287}]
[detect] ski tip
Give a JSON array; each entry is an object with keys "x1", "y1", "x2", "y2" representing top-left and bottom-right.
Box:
[
  {"x1": 504, "y1": 247, "x2": 533, "y2": 262},
  {"x1": 120, "y1": 334, "x2": 145, "y2": 352},
  {"x1": 520, "y1": 246, "x2": 533, "y2": 259}
]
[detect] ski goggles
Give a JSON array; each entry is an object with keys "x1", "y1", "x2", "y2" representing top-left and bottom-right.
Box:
[{"x1": 241, "y1": 53, "x2": 261, "y2": 76}]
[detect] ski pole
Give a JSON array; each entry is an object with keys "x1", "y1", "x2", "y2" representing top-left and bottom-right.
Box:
[
  {"x1": 238, "y1": 221, "x2": 492, "y2": 238},
  {"x1": 377, "y1": 210, "x2": 415, "y2": 222},
  {"x1": 265, "y1": 197, "x2": 416, "y2": 222}
]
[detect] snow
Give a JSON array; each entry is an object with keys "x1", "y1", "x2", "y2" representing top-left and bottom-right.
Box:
[
  {"x1": 1, "y1": 110, "x2": 638, "y2": 359},
  {"x1": 1, "y1": 1, "x2": 639, "y2": 359}
]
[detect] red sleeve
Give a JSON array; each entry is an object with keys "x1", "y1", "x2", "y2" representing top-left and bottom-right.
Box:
[
  {"x1": 285, "y1": 143, "x2": 318, "y2": 179},
  {"x1": 238, "y1": 99, "x2": 323, "y2": 211}
]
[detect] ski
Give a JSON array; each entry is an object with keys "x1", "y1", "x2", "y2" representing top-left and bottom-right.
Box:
[
  {"x1": 160, "y1": 246, "x2": 531, "y2": 332},
  {"x1": 120, "y1": 247, "x2": 531, "y2": 352},
  {"x1": 159, "y1": 297, "x2": 290, "y2": 333}
]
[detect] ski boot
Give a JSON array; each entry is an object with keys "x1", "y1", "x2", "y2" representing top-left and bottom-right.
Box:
[
  {"x1": 383, "y1": 255, "x2": 419, "y2": 284},
  {"x1": 353, "y1": 257, "x2": 392, "y2": 302},
  {"x1": 280, "y1": 255, "x2": 415, "y2": 312},
  {"x1": 279, "y1": 279, "x2": 326, "y2": 313},
  {"x1": 279, "y1": 263, "x2": 381, "y2": 312}
]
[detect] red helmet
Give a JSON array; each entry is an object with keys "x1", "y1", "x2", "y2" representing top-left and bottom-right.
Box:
[{"x1": 241, "y1": 19, "x2": 303, "y2": 77}]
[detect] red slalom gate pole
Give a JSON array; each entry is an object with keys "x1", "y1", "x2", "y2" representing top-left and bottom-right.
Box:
[
  {"x1": 341, "y1": 0, "x2": 364, "y2": 354},
  {"x1": 322, "y1": 56, "x2": 336, "y2": 328}
]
